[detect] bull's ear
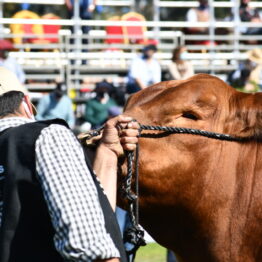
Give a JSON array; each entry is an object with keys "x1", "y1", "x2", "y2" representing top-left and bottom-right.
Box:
[
  {"x1": 251, "y1": 93, "x2": 262, "y2": 138},
  {"x1": 229, "y1": 93, "x2": 262, "y2": 139}
]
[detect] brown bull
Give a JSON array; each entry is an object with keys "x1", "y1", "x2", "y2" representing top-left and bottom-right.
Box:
[{"x1": 121, "y1": 73, "x2": 262, "y2": 262}]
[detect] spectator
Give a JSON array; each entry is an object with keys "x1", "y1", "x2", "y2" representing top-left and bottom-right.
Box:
[
  {"x1": 0, "y1": 39, "x2": 25, "y2": 84},
  {"x1": 240, "y1": 0, "x2": 261, "y2": 22},
  {"x1": 185, "y1": 0, "x2": 209, "y2": 35},
  {"x1": 245, "y1": 48, "x2": 262, "y2": 91},
  {"x1": 167, "y1": 46, "x2": 194, "y2": 80},
  {"x1": 227, "y1": 60, "x2": 253, "y2": 90},
  {"x1": 65, "y1": 0, "x2": 97, "y2": 43},
  {"x1": 0, "y1": 66, "x2": 139, "y2": 262},
  {"x1": 227, "y1": 48, "x2": 262, "y2": 92},
  {"x1": 126, "y1": 44, "x2": 161, "y2": 94},
  {"x1": 85, "y1": 81, "x2": 117, "y2": 128},
  {"x1": 36, "y1": 82, "x2": 75, "y2": 128},
  {"x1": 239, "y1": 0, "x2": 262, "y2": 38}
]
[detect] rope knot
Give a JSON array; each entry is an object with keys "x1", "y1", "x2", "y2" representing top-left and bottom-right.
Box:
[{"x1": 124, "y1": 226, "x2": 146, "y2": 247}]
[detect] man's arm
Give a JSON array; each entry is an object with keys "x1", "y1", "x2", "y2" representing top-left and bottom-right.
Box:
[
  {"x1": 129, "y1": 58, "x2": 147, "y2": 89},
  {"x1": 65, "y1": 0, "x2": 73, "y2": 10},
  {"x1": 93, "y1": 116, "x2": 139, "y2": 210},
  {"x1": 135, "y1": 78, "x2": 147, "y2": 89},
  {"x1": 35, "y1": 124, "x2": 121, "y2": 261},
  {"x1": 88, "y1": 0, "x2": 97, "y2": 12}
]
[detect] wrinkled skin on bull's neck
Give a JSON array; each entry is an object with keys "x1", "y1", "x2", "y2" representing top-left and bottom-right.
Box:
[{"x1": 119, "y1": 73, "x2": 262, "y2": 262}]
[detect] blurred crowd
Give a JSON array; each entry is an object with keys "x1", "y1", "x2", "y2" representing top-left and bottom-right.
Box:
[{"x1": 2, "y1": 36, "x2": 262, "y2": 134}]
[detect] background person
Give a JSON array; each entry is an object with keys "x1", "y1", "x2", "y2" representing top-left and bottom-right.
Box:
[
  {"x1": 36, "y1": 82, "x2": 75, "y2": 129},
  {"x1": 0, "y1": 66, "x2": 139, "y2": 262},
  {"x1": 244, "y1": 48, "x2": 262, "y2": 91},
  {"x1": 126, "y1": 44, "x2": 161, "y2": 94},
  {"x1": 0, "y1": 39, "x2": 25, "y2": 84},
  {"x1": 65, "y1": 0, "x2": 97, "y2": 46},
  {"x1": 84, "y1": 81, "x2": 117, "y2": 128},
  {"x1": 167, "y1": 46, "x2": 194, "y2": 80},
  {"x1": 239, "y1": 0, "x2": 262, "y2": 44},
  {"x1": 185, "y1": 0, "x2": 209, "y2": 35}
]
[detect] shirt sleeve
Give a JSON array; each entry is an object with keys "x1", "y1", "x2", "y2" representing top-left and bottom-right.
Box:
[
  {"x1": 183, "y1": 61, "x2": 195, "y2": 79},
  {"x1": 153, "y1": 61, "x2": 161, "y2": 84},
  {"x1": 129, "y1": 58, "x2": 141, "y2": 79},
  {"x1": 186, "y1": 8, "x2": 197, "y2": 22},
  {"x1": 35, "y1": 124, "x2": 120, "y2": 261}
]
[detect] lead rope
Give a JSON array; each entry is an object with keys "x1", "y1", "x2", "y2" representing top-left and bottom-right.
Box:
[
  {"x1": 81, "y1": 122, "x2": 246, "y2": 262},
  {"x1": 121, "y1": 143, "x2": 146, "y2": 262}
]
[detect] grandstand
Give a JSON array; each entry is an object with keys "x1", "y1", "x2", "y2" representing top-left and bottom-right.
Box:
[{"x1": 1, "y1": 0, "x2": 262, "y2": 111}]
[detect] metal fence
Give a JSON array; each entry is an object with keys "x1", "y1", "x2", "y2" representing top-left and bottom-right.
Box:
[{"x1": 0, "y1": 0, "x2": 262, "y2": 97}]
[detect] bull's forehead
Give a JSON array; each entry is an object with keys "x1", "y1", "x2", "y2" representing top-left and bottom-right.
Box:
[
  {"x1": 126, "y1": 74, "x2": 233, "y2": 111},
  {"x1": 125, "y1": 74, "x2": 262, "y2": 138}
]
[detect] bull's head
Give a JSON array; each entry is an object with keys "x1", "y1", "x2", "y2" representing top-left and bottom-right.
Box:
[{"x1": 121, "y1": 73, "x2": 262, "y2": 262}]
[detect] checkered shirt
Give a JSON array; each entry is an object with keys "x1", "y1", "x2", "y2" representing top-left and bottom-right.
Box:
[{"x1": 0, "y1": 117, "x2": 120, "y2": 261}]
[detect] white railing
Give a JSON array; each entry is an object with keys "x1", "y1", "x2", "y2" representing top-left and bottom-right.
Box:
[
  {"x1": 2, "y1": 17, "x2": 262, "y2": 28},
  {"x1": 1, "y1": 0, "x2": 262, "y2": 92},
  {"x1": 1, "y1": 0, "x2": 134, "y2": 6},
  {"x1": 1, "y1": 0, "x2": 64, "y2": 4},
  {"x1": 156, "y1": 1, "x2": 262, "y2": 8}
]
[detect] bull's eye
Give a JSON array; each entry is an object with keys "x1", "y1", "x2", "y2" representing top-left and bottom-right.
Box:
[{"x1": 182, "y1": 112, "x2": 198, "y2": 120}]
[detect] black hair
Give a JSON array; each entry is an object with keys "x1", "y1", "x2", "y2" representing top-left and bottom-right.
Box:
[
  {"x1": 171, "y1": 46, "x2": 186, "y2": 62},
  {"x1": 53, "y1": 82, "x2": 67, "y2": 99},
  {"x1": 0, "y1": 50, "x2": 9, "y2": 59},
  {"x1": 143, "y1": 44, "x2": 158, "y2": 53},
  {"x1": 0, "y1": 91, "x2": 24, "y2": 118}
]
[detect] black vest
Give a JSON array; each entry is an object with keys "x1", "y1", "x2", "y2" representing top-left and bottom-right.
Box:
[{"x1": 0, "y1": 119, "x2": 127, "y2": 262}]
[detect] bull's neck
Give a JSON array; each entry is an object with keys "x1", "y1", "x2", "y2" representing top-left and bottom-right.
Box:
[{"x1": 138, "y1": 140, "x2": 262, "y2": 262}]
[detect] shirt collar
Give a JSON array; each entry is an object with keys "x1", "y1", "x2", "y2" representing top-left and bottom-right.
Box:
[{"x1": 0, "y1": 117, "x2": 34, "y2": 133}]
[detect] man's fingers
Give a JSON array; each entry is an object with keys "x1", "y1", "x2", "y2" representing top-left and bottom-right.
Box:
[
  {"x1": 120, "y1": 136, "x2": 138, "y2": 144},
  {"x1": 121, "y1": 129, "x2": 139, "y2": 137},
  {"x1": 122, "y1": 143, "x2": 137, "y2": 151},
  {"x1": 107, "y1": 115, "x2": 133, "y2": 127}
]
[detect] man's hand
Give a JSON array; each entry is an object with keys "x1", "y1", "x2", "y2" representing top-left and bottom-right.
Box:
[
  {"x1": 101, "y1": 115, "x2": 140, "y2": 157},
  {"x1": 93, "y1": 115, "x2": 139, "y2": 210},
  {"x1": 65, "y1": 0, "x2": 73, "y2": 10}
]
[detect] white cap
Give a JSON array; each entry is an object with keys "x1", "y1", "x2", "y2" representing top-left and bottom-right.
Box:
[
  {"x1": 0, "y1": 66, "x2": 37, "y2": 114},
  {"x1": 0, "y1": 66, "x2": 28, "y2": 96}
]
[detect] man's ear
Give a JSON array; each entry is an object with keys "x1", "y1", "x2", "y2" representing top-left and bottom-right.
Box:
[
  {"x1": 23, "y1": 95, "x2": 33, "y2": 115},
  {"x1": 24, "y1": 95, "x2": 37, "y2": 115}
]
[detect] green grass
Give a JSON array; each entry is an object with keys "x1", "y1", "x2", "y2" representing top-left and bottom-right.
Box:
[{"x1": 135, "y1": 243, "x2": 167, "y2": 262}]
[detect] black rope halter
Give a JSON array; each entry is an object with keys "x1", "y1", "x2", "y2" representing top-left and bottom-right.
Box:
[{"x1": 83, "y1": 122, "x2": 246, "y2": 262}]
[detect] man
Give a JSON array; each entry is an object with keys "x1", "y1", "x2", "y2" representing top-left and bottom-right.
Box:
[
  {"x1": 0, "y1": 40, "x2": 25, "y2": 84},
  {"x1": 85, "y1": 81, "x2": 117, "y2": 129},
  {"x1": 0, "y1": 67, "x2": 139, "y2": 262},
  {"x1": 127, "y1": 44, "x2": 161, "y2": 94},
  {"x1": 36, "y1": 82, "x2": 75, "y2": 129},
  {"x1": 185, "y1": 0, "x2": 210, "y2": 34},
  {"x1": 65, "y1": 0, "x2": 97, "y2": 40}
]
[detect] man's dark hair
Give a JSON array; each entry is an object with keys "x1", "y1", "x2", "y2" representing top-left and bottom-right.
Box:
[{"x1": 0, "y1": 91, "x2": 24, "y2": 118}]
